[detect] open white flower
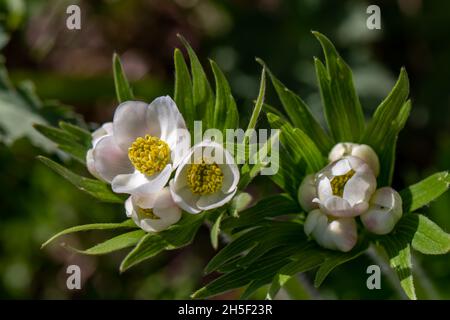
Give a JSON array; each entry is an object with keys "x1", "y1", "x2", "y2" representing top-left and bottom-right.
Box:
[
  {"x1": 297, "y1": 174, "x2": 318, "y2": 212},
  {"x1": 86, "y1": 122, "x2": 113, "y2": 180},
  {"x1": 169, "y1": 140, "x2": 239, "y2": 214},
  {"x1": 304, "y1": 209, "x2": 357, "y2": 252},
  {"x1": 328, "y1": 142, "x2": 380, "y2": 177},
  {"x1": 88, "y1": 96, "x2": 190, "y2": 196},
  {"x1": 313, "y1": 156, "x2": 377, "y2": 218},
  {"x1": 125, "y1": 187, "x2": 181, "y2": 232},
  {"x1": 361, "y1": 187, "x2": 403, "y2": 235}
]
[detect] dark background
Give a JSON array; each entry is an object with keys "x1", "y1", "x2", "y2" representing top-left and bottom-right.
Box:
[{"x1": 0, "y1": 0, "x2": 449, "y2": 299}]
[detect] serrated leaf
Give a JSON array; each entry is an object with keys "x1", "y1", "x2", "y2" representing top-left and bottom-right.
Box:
[
  {"x1": 41, "y1": 219, "x2": 137, "y2": 248},
  {"x1": 267, "y1": 112, "x2": 325, "y2": 172},
  {"x1": 394, "y1": 214, "x2": 450, "y2": 255},
  {"x1": 221, "y1": 194, "x2": 301, "y2": 230},
  {"x1": 260, "y1": 59, "x2": 332, "y2": 154},
  {"x1": 400, "y1": 171, "x2": 450, "y2": 212},
  {"x1": 120, "y1": 213, "x2": 204, "y2": 272},
  {"x1": 68, "y1": 230, "x2": 145, "y2": 255},
  {"x1": 174, "y1": 48, "x2": 195, "y2": 133},
  {"x1": 177, "y1": 34, "x2": 215, "y2": 128},
  {"x1": 313, "y1": 31, "x2": 365, "y2": 142},
  {"x1": 210, "y1": 60, "x2": 239, "y2": 132},
  {"x1": 37, "y1": 156, "x2": 124, "y2": 203},
  {"x1": 314, "y1": 241, "x2": 368, "y2": 288},
  {"x1": 113, "y1": 53, "x2": 134, "y2": 103}
]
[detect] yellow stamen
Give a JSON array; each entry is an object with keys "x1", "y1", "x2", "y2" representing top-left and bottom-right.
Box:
[
  {"x1": 137, "y1": 207, "x2": 160, "y2": 220},
  {"x1": 330, "y1": 169, "x2": 355, "y2": 197},
  {"x1": 128, "y1": 135, "x2": 170, "y2": 176},
  {"x1": 187, "y1": 160, "x2": 224, "y2": 195}
]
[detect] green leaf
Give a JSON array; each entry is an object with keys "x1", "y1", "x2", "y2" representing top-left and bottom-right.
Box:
[
  {"x1": 221, "y1": 194, "x2": 301, "y2": 230},
  {"x1": 245, "y1": 66, "x2": 266, "y2": 136},
  {"x1": 393, "y1": 214, "x2": 450, "y2": 255},
  {"x1": 34, "y1": 124, "x2": 88, "y2": 163},
  {"x1": 120, "y1": 213, "x2": 204, "y2": 272},
  {"x1": 113, "y1": 53, "x2": 134, "y2": 103},
  {"x1": 314, "y1": 241, "x2": 368, "y2": 287},
  {"x1": 68, "y1": 230, "x2": 145, "y2": 255},
  {"x1": 210, "y1": 211, "x2": 224, "y2": 250},
  {"x1": 267, "y1": 112, "x2": 325, "y2": 172},
  {"x1": 37, "y1": 156, "x2": 125, "y2": 203},
  {"x1": 59, "y1": 121, "x2": 91, "y2": 147},
  {"x1": 313, "y1": 31, "x2": 365, "y2": 142},
  {"x1": 210, "y1": 60, "x2": 239, "y2": 132},
  {"x1": 259, "y1": 59, "x2": 332, "y2": 153},
  {"x1": 174, "y1": 48, "x2": 195, "y2": 132},
  {"x1": 380, "y1": 236, "x2": 416, "y2": 300},
  {"x1": 400, "y1": 171, "x2": 450, "y2": 212},
  {"x1": 177, "y1": 34, "x2": 215, "y2": 128},
  {"x1": 41, "y1": 219, "x2": 137, "y2": 248}
]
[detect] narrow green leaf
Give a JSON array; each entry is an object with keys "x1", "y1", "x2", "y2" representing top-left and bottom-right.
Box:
[
  {"x1": 267, "y1": 112, "x2": 325, "y2": 172},
  {"x1": 177, "y1": 34, "x2": 215, "y2": 127},
  {"x1": 260, "y1": 59, "x2": 332, "y2": 153},
  {"x1": 246, "y1": 67, "x2": 266, "y2": 134},
  {"x1": 120, "y1": 213, "x2": 203, "y2": 272},
  {"x1": 41, "y1": 219, "x2": 137, "y2": 248},
  {"x1": 37, "y1": 156, "x2": 125, "y2": 203},
  {"x1": 59, "y1": 121, "x2": 91, "y2": 147},
  {"x1": 313, "y1": 31, "x2": 365, "y2": 142},
  {"x1": 380, "y1": 236, "x2": 416, "y2": 300},
  {"x1": 210, "y1": 60, "x2": 239, "y2": 132},
  {"x1": 68, "y1": 230, "x2": 145, "y2": 255},
  {"x1": 314, "y1": 242, "x2": 368, "y2": 288},
  {"x1": 174, "y1": 48, "x2": 195, "y2": 132},
  {"x1": 221, "y1": 194, "x2": 301, "y2": 230},
  {"x1": 210, "y1": 211, "x2": 224, "y2": 250},
  {"x1": 113, "y1": 53, "x2": 134, "y2": 103},
  {"x1": 400, "y1": 171, "x2": 450, "y2": 212}
]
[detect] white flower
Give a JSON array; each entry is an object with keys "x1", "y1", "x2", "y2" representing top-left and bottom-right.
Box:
[
  {"x1": 125, "y1": 187, "x2": 181, "y2": 232},
  {"x1": 88, "y1": 96, "x2": 190, "y2": 196},
  {"x1": 304, "y1": 209, "x2": 357, "y2": 252},
  {"x1": 329, "y1": 142, "x2": 380, "y2": 177},
  {"x1": 361, "y1": 187, "x2": 403, "y2": 235},
  {"x1": 86, "y1": 122, "x2": 113, "y2": 180},
  {"x1": 297, "y1": 174, "x2": 318, "y2": 212},
  {"x1": 313, "y1": 156, "x2": 377, "y2": 218},
  {"x1": 169, "y1": 140, "x2": 239, "y2": 214}
]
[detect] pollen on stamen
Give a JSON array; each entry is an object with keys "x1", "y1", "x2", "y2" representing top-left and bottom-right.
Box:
[
  {"x1": 128, "y1": 135, "x2": 170, "y2": 176},
  {"x1": 137, "y1": 207, "x2": 160, "y2": 220},
  {"x1": 330, "y1": 169, "x2": 355, "y2": 197},
  {"x1": 186, "y1": 160, "x2": 224, "y2": 195}
]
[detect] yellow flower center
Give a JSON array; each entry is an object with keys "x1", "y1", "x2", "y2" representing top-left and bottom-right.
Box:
[
  {"x1": 187, "y1": 160, "x2": 224, "y2": 195},
  {"x1": 137, "y1": 207, "x2": 160, "y2": 220},
  {"x1": 128, "y1": 135, "x2": 170, "y2": 176},
  {"x1": 330, "y1": 169, "x2": 355, "y2": 197}
]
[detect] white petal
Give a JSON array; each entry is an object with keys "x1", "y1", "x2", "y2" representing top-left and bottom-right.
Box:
[
  {"x1": 298, "y1": 174, "x2": 318, "y2": 212},
  {"x1": 328, "y1": 142, "x2": 357, "y2": 162},
  {"x1": 220, "y1": 162, "x2": 239, "y2": 194},
  {"x1": 92, "y1": 122, "x2": 113, "y2": 147},
  {"x1": 169, "y1": 128, "x2": 191, "y2": 168},
  {"x1": 170, "y1": 181, "x2": 201, "y2": 214},
  {"x1": 326, "y1": 218, "x2": 357, "y2": 252},
  {"x1": 304, "y1": 209, "x2": 322, "y2": 236},
  {"x1": 343, "y1": 171, "x2": 377, "y2": 206},
  {"x1": 351, "y1": 144, "x2": 380, "y2": 176},
  {"x1": 125, "y1": 196, "x2": 133, "y2": 217},
  {"x1": 113, "y1": 101, "x2": 151, "y2": 151},
  {"x1": 196, "y1": 189, "x2": 237, "y2": 211},
  {"x1": 112, "y1": 164, "x2": 172, "y2": 195},
  {"x1": 320, "y1": 196, "x2": 357, "y2": 217},
  {"x1": 317, "y1": 176, "x2": 333, "y2": 202},
  {"x1": 146, "y1": 96, "x2": 187, "y2": 143},
  {"x1": 93, "y1": 135, "x2": 133, "y2": 182},
  {"x1": 140, "y1": 205, "x2": 182, "y2": 232},
  {"x1": 331, "y1": 158, "x2": 352, "y2": 175}
]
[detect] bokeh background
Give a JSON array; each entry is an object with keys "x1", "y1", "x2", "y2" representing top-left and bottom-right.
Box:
[{"x1": 0, "y1": 0, "x2": 449, "y2": 299}]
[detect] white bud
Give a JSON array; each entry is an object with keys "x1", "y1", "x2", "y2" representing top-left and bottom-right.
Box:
[
  {"x1": 304, "y1": 209, "x2": 357, "y2": 252},
  {"x1": 360, "y1": 187, "x2": 403, "y2": 235},
  {"x1": 328, "y1": 142, "x2": 380, "y2": 177},
  {"x1": 298, "y1": 174, "x2": 318, "y2": 212}
]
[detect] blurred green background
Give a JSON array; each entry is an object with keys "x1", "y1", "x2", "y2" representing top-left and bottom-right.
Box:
[{"x1": 0, "y1": 0, "x2": 449, "y2": 299}]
